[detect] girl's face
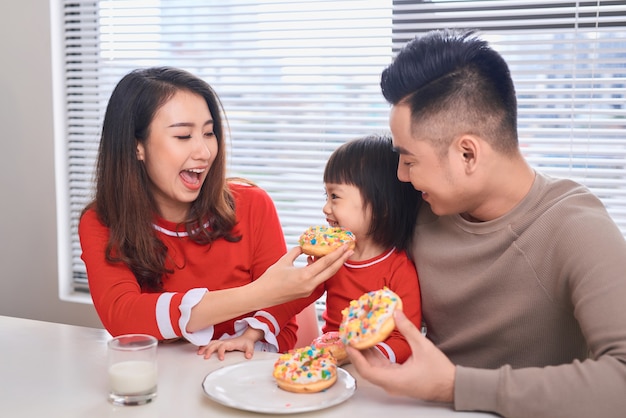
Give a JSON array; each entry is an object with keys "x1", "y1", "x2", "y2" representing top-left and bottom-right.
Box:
[
  {"x1": 136, "y1": 90, "x2": 217, "y2": 222},
  {"x1": 323, "y1": 182, "x2": 371, "y2": 240}
]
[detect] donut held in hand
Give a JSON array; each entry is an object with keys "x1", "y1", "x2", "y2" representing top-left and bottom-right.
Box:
[
  {"x1": 299, "y1": 226, "x2": 356, "y2": 257},
  {"x1": 339, "y1": 287, "x2": 402, "y2": 350},
  {"x1": 311, "y1": 331, "x2": 348, "y2": 365},
  {"x1": 273, "y1": 346, "x2": 337, "y2": 393}
]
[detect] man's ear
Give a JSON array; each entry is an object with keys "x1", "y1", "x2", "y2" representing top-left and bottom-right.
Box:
[
  {"x1": 136, "y1": 141, "x2": 145, "y2": 161},
  {"x1": 457, "y1": 135, "x2": 479, "y2": 173}
]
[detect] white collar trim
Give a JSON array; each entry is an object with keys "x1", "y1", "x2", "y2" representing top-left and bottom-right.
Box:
[{"x1": 344, "y1": 247, "x2": 396, "y2": 269}]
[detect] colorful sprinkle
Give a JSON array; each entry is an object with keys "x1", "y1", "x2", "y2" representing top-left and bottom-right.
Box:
[
  {"x1": 273, "y1": 345, "x2": 337, "y2": 384},
  {"x1": 299, "y1": 226, "x2": 355, "y2": 248}
]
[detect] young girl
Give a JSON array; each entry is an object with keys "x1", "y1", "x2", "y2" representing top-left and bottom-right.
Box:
[
  {"x1": 79, "y1": 67, "x2": 352, "y2": 353},
  {"x1": 201, "y1": 134, "x2": 422, "y2": 364}
]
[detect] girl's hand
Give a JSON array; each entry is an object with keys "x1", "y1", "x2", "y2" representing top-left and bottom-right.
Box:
[{"x1": 197, "y1": 328, "x2": 264, "y2": 360}]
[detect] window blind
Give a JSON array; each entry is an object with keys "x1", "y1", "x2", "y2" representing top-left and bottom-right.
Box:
[
  {"x1": 55, "y1": 0, "x2": 393, "y2": 296},
  {"x1": 55, "y1": 0, "x2": 626, "y2": 299},
  {"x1": 391, "y1": 0, "x2": 626, "y2": 230}
]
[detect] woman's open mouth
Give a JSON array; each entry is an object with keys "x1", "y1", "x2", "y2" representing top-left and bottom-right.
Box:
[{"x1": 180, "y1": 168, "x2": 205, "y2": 190}]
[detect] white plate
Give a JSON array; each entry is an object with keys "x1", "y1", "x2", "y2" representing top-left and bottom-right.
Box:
[{"x1": 201, "y1": 359, "x2": 356, "y2": 414}]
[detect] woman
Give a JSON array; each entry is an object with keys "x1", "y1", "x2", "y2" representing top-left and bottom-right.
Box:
[{"x1": 79, "y1": 67, "x2": 351, "y2": 354}]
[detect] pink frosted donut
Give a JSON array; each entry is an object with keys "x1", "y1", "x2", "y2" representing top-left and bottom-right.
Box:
[{"x1": 311, "y1": 331, "x2": 348, "y2": 364}]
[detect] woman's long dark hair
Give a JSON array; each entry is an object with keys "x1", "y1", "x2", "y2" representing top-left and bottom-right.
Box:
[{"x1": 85, "y1": 67, "x2": 240, "y2": 291}]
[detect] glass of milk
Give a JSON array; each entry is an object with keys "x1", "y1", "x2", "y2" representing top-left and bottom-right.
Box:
[{"x1": 107, "y1": 334, "x2": 158, "y2": 406}]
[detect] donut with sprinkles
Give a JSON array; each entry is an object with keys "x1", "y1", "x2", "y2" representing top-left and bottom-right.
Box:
[
  {"x1": 311, "y1": 331, "x2": 348, "y2": 365},
  {"x1": 272, "y1": 345, "x2": 338, "y2": 393},
  {"x1": 299, "y1": 226, "x2": 356, "y2": 257},
  {"x1": 339, "y1": 287, "x2": 402, "y2": 350}
]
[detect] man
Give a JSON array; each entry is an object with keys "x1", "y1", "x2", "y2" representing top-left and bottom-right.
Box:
[{"x1": 347, "y1": 29, "x2": 626, "y2": 418}]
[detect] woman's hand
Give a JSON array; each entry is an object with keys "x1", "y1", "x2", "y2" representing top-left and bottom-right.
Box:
[
  {"x1": 253, "y1": 245, "x2": 353, "y2": 306},
  {"x1": 347, "y1": 310, "x2": 456, "y2": 403},
  {"x1": 188, "y1": 245, "x2": 352, "y2": 334},
  {"x1": 197, "y1": 328, "x2": 264, "y2": 360}
]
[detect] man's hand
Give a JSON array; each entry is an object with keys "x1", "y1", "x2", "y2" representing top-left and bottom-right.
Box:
[{"x1": 347, "y1": 310, "x2": 456, "y2": 403}]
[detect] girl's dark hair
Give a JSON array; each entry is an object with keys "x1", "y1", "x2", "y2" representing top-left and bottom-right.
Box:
[
  {"x1": 324, "y1": 134, "x2": 422, "y2": 251},
  {"x1": 85, "y1": 66, "x2": 239, "y2": 291}
]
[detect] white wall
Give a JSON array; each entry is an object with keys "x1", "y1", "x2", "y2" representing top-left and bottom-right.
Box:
[{"x1": 0, "y1": 0, "x2": 102, "y2": 327}]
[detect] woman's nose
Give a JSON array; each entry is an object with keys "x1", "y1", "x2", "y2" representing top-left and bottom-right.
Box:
[{"x1": 192, "y1": 135, "x2": 211, "y2": 160}]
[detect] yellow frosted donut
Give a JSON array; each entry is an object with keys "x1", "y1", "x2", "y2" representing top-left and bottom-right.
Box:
[
  {"x1": 339, "y1": 287, "x2": 402, "y2": 350},
  {"x1": 272, "y1": 346, "x2": 337, "y2": 393},
  {"x1": 299, "y1": 226, "x2": 356, "y2": 257},
  {"x1": 311, "y1": 331, "x2": 348, "y2": 365}
]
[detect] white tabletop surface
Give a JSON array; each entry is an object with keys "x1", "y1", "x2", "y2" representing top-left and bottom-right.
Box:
[{"x1": 0, "y1": 315, "x2": 494, "y2": 417}]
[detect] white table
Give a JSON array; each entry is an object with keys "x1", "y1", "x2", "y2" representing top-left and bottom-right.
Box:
[{"x1": 0, "y1": 315, "x2": 494, "y2": 417}]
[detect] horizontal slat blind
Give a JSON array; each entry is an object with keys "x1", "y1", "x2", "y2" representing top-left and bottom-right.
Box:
[
  {"x1": 59, "y1": 0, "x2": 393, "y2": 293},
  {"x1": 58, "y1": 0, "x2": 626, "y2": 295},
  {"x1": 392, "y1": 0, "x2": 626, "y2": 231}
]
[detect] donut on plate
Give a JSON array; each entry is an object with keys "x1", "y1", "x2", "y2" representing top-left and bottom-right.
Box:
[
  {"x1": 339, "y1": 287, "x2": 402, "y2": 350},
  {"x1": 311, "y1": 331, "x2": 348, "y2": 365},
  {"x1": 272, "y1": 346, "x2": 337, "y2": 393},
  {"x1": 298, "y1": 226, "x2": 356, "y2": 257}
]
